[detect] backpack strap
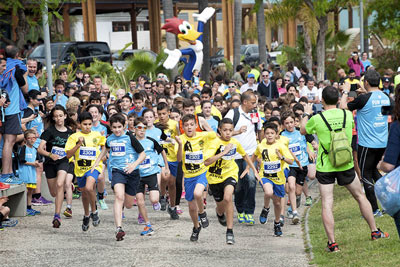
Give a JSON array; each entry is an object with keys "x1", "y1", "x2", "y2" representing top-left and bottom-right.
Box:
[
  {"x1": 232, "y1": 107, "x2": 240, "y2": 128},
  {"x1": 342, "y1": 109, "x2": 346, "y2": 129},
  {"x1": 318, "y1": 112, "x2": 331, "y2": 166}
]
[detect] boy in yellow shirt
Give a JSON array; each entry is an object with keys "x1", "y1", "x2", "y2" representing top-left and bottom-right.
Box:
[
  {"x1": 175, "y1": 114, "x2": 217, "y2": 242},
  {"x1": 253, "y1": 122, "x2": 293, "y2": 237},
  {"x1": 66, "y1": 112, "x2": 106, "y2": 232},
  {"x1": 205, "y1": 118, "x2": 260, "y2": 244}
]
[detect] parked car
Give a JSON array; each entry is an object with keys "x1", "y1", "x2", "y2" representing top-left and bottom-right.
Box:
[
  {"x1": 28, "y1": 41, "x2": 112, "y2": 68},
  {"x1": 209, "y1": 44, "x2": 271, "y2": 67},
  {"x1": 268, "y1": 43, "x2": 283, "y2": 63},
  {"x1": 112, "y1": 49, "x2": 157, "y2": 71}
]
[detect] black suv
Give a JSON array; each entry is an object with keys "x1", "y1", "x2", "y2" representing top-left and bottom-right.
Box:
[
  {"x1": 209, "y1": 44, "x2": 270, "y2": 67},
  {"x1": 28, "y1": 41, "x2": 112, "y2": 68}
]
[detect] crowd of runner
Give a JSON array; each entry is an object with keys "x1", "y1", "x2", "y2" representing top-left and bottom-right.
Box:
[{"x1": 0, "y1": 45, "x2": 399, "y2": 250}]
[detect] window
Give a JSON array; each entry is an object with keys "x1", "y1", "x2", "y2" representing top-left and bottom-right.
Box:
[{"x1": 112, "y1": 21, "x2": 131, "y2": 32}]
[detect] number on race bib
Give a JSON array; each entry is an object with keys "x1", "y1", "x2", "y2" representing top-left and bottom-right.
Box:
[
  {"x1": 140, "y1": 157, "x2": 151, "y2": 169},
  {"x1": 289, "y1": 143, "x2": 301, "y2": 156},
  {"x1": 110, "y1": 143, "x2": 126, "y2": 156},
  {"x1": 79, "y1": 147, "x2": 97, "y2": 160},
  {"x1": 51, "y1": 146, "x2": 66, "y2": 159},
  {"x1": 263, "y1": 161, "x2": 281, "y2": 174},
  {"x1": 185, "y1": 151, "x2": 203, "y2": 164}
]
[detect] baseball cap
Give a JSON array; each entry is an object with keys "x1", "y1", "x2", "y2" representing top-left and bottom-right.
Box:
[
  {"x1": 383, "y1": 77, "x2": 390, "y2": 83},
  {"x1": 247, "y1": 73, "x2": 255, "y2": 78}
]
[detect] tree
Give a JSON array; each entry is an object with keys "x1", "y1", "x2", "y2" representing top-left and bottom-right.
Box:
[
  {"x1": 199, "y1": 0, "x2": 211, "y2": 82},
  {"x1": 255, "y1": 0, "x2": 267, "y2": 66},
  {"x1": 368, "y1": 0, "x2": 400, "y2": 47},
  {"x1": 233, "y1": 0, "x2": 242, "y2": 70},
  {"x1": 162, "y1": 0, "x2": 178, "y2": 79}
]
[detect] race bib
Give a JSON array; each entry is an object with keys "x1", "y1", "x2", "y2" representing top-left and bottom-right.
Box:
[
  {"x1": 185, "y1": 151, "x2": 203, "y2": 164},
  {"x1": 110, "y1": 142, "x2": 126, "y2": 156},
  {"x1": 263, "y1": 161, "x2": 281, "y2": 174},
  {"x1": 140, "y1": 156, "x2": 151, "y2": 169},
  {"x1": 289, "y1": 143, "x2": 301, "y2": 156},
  {"x1": 79, "y1": 147, "x2": 97, "y2": 160},
  {"x1": 51, "y1": 146, "x2": 66, "y2": 159},
  {"x1": 222, "y1": 146, "x2": 237, "y2": 161}
]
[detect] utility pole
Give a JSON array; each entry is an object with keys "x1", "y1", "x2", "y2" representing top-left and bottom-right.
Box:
[
  {"x1": 359, "y1": 0, "x2": 364, "y2": 53},
  {"x1": 42, "y1": 2, "x2": 53, "y2": 95}
]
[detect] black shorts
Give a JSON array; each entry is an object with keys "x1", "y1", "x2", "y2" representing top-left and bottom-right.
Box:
[
  {"x1": 351, "y1": 135, "x2": 358, "y2": 151},
  {"x1": 44, "y1": 160, "x2": 70, "y2": 179},
  {"x1": 111, "y1": 168, "x2": 140, "y2": 196},
  {"x1": 136, "y1": 173, "x2": 159, "y2": 194},
  {"x1": 288, "y1": 166, "x2": 308, "y2": 186},
  {"x1": 316, "y1": 167, "x2": 355, "y2": 186},
  {"x1": 67, "y1": 162, "x2": 75, "y2": 175},
  {"x1": 209, "y1": 177, "x2": 237, "y2": 202},
  {"x1": 0, "y1": 114, "x2": 22, "y2": 135}
]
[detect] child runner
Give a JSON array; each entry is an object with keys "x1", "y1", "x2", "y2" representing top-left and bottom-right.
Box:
[
  {"x1": 18, "y1": 129, "x2": 41, "y2": 216},
  {"x1": 91, "y1": 114, "x2": 145, "y2": 241},
  {"x1": 134, "y1": 117, "x2": 169, "y2": 236},
  {"x1": 65, "y1": 112, "x2": 106, "y2": 232},
  {"x1": 205, "y1": 118, "x2": 260, "y2": 244},
  {"x1": 38, "y1": 105, "x2": 74, "y2": 227},
  {"x1": 175, "y1": 114, "x2": 216, "y2": 241},
  {"x1": 281, "y1": 111, "x2": 310, "y2": 224},
  {"x1": 253, "y1": 122, "x2": 294, "y2": 236}
]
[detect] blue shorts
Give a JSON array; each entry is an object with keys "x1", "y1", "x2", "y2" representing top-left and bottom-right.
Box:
[
  {"x1": 111, "y1": 168, "x2": 140, "y2": 196},
  {"x1": 261, "y1": 178, "x2": 285, "y2": 198},
  {"x1": 168, "y1": 161, "x2": 179, "y2": 177},
  {"x1": 284, "y1": 168, "x2": 290, "y2": 182},
  {"x1": 77, "y1": 169, "x2": 100, "y2": 188},
  {"x1": 184, "y1": 172, "x2": 208, "y2": 201}
]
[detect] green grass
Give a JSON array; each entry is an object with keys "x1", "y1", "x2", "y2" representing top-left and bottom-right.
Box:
[{"x1": 308, "y1": 185, "x2": 399, "y2": 266}]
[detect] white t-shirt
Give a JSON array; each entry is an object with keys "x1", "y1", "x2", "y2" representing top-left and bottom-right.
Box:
[
  {"x1": 225, "y1": 106, "x2": 262, "y2": 158},
  {"x1": 300, "y1": 86, "x2": 319, "y2": 101},
  {"x1": 240, "y1": 83, "x2": 258, "y2": 94}
]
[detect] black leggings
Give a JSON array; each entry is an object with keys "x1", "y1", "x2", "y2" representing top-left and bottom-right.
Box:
[
  {"x1": 357, "y1": 145, "x2": 385, "y2": 212},
  {"x1": 175, "y1": 161, "x2": 183, "y2": 205}
]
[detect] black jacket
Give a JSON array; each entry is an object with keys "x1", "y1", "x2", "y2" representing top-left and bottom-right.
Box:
[{"x1": 257, "y1": 81, "x2": 279, "y2": 99}]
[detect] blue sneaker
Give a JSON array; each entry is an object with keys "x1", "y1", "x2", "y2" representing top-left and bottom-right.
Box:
[
  {"x1": 0, "y1": 174, "x2": 23, "y2": 185},
  {"x1": 27, "y1": 209, "x2": 36, "y2": 216},
  {"x1": 259, "y1": 208, "x2": 270, "y2": 224},
  {"x1": 244, "y1": 214, "x2": 255, "y2": 225},
  {"x1": 287, "y1": 206, "x2": 293, "y2": 219},
  {"x1": 141, "y1": 224, "x2": 154, "y2": 236},
  {"x1": 237, "y1": 213, "x2": 245, "y2": 224},
  {"x1": 274, "y1": 222, "x2": 283, "y2": 236},
  {"x1": 373, "y1": 209, "x2": 384, "y2": 217},
  {"x1": 2, "y1": 218, "x2": 18, "y2": 227}
]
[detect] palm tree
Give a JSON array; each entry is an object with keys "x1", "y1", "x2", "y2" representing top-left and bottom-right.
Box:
[
  {"x1": 255, "y1": 0, "x2": 267, "y2": 65},
  {"x1": 162, "y1": 0, "x2": 178, "y2": 79},
  {"x1": 233, "y1": 0, "x2": 242, "y2": 70}
]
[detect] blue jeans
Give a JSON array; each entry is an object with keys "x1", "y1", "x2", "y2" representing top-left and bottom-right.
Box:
[
  {"x1": 393, "y1": 210, "x2": 400, "y2": 239},
  {"x1": 234, "y1": 158, "x2": 256, "y2": 214}
]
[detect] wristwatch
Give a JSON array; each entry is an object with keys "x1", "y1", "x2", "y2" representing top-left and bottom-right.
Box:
[
  {"x1": 343, "y1": 91, "x2": 349, "y2": 95},
  {"x1": 281, "y1": 156, "x2": 285, "y2": 161},
  {"x1": 302, "y1": 113, "x2": 310, "y2": 119}
]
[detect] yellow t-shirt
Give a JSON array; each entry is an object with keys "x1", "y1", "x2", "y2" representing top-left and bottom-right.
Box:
[
  {"x1": 206, "y1": 137, "x2": 246, "y2": 184},
  {"x1": 179, "y1": 131, "x2": 217, "y2": 178},
  {"x1": 65, "y1": 131, "x2": 106, "y2": 177},
  {"x1": 254, "y1": 139, "x2": 293, "y2": 185},
  {"x1": 195, "y1": 105, "x2": 222, "y2": 120},
  {"x1": 159, "y1": 119, "x2": 179, "y2": 162}
]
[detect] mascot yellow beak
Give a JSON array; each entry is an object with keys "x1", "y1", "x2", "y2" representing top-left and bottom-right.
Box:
[{"x1": 178, "y1": 28, "x2": 202, "y2": 42}]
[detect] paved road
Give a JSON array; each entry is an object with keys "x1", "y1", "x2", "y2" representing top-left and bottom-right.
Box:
[{"x1": 1, "y1": 182, "x2": 316, "y2": 267}]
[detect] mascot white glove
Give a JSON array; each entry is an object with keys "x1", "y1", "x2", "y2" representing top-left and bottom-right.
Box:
[
  {"x1": 163, "y1": 49, "x2": 182, "y2": 69},
  {"x1": 193, "y1": 7, "x2": 215, "y2": 23}
]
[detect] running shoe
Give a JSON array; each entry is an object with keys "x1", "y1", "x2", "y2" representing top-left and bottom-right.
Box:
[
  {"x1": 0, "y1": 182, "x2": 10, "y2": 190},
  {"x1": 244, "y1": 214, "x2": 255, "y2": 225},
  {"x1": 2, "y1": 218, "x2": 18, "y2": 227},
  {"x1": 63, "y1": 208, "x2": 73, "y2": 218},
  {"x1": 152, "y1": 202, "x2": 161, "y2": 211},
  {"x1": 305, "y1": 196, "x2": 313, "y2": 206},
  {"x1": 296, "y1": 195, "x2": 301, "y2": 208},
  {"x1": 373, "y1": 209, "x2": 384, "y2": 217},
  {"x1": 181, "y1": 192, "x2": 186, "y2": 199},
  {"x1": 0, "y1": 223, "x2": 3, "y2": 231},
  {"x1": 82, "y1": 216, "x2": 90, "y2": 231},
  {"x1": 371, "y1": 228, "x2": 389, "y2": 240},
  {"x1": 259, "y1": 207, "x2": 270, "y2": 224},
  {"x1": 116, "y1": 227, "x2": 125, "y2": 241},
  {"x1": 168, "y1": 206, "x2": 179, "y2": 220},
  {"x1": 141, "y1": 225, "x2": 154, "y2": 236},
  {"x1": 292, "y1": 212, "x2": 300, "y2": 225},
  {"x1": 26, "y1": 208, "x2": 38, "y2": 216},
  {"x1": 98, "y1": 199, "x2": 108, "y2": 210},
  {"x1": 138, "y1": 213, "x2": 145, "y2": 225},
  {"x1": 237, "y1": 213, "x2": 245, "y2": 224},
  {"x1": 199, "y1": 212, "x2": 209, "y2": 228},
  {"x1": 52, "y1": 215, "x2": 61, "y2": 228},
  {"x1": 326, "y1": 242, "x2": 340, "y2": 252},
  {"x1": 203, "y1": 198, "x2": 207, "y2": 209},
  {"x1": 33, "y1": 196, "x2": 52, "y2": 206},
  {"x1": 279, "y1": 215, "x2": 285, "y2": 227},
  {"x1": 91, "y1": 211, "x2": 100, "y2": 227},
  {"x1": 287, "y1": 207, "x2": 293, "y2": 219},
  {"x1": 217, "y1": 212, "x2": 227, "y2": 226},
  {"x1": 0, "y1": 174, "x2": 23, "y2": 185},
  {"x1": 274, "y1": 222, "x2": 283, "y2": 237},
  {"x1": 226, "y1": 232, "x2": 235, "y2": 245},
  {"x1": 190, "y1": 225, "x2": 201, "y2": 242},
  {"x1": 72, "y1": 192, "x2": 81, "y2": 199},
  {"x1": 176, "y1": 206, "x2": 183, "y2": 214},
  {"x1": 160, "y1": 197, "x2": 167, "y2": 211}
]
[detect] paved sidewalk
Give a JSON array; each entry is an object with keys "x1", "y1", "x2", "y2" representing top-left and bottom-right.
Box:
[{"x1": 1, "y1": 182, "x2": 317, "y2": 267}]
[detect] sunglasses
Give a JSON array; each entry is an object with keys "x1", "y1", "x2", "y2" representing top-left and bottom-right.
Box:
[
  {"x1": 84, "y1": 76, "x2": 90, "y2": 78},
  {"x1": 285, "y1": 79, "x2": 290, "y2": 82},
  {"x1": 299, "y1": 80, "x2": 305, "y2": 83},
  {"x1": 229, "y1": 86, "x2": 236, "y2": 88},
  {"x1": 175, "y1": 81, "x2": 182, "y2": 84},
  {"x1": 145, "y1": 87, "x2": 152, "y2": 90},
  {"x1": 135, "y1": 125, "x2": 147, "y2": 130},
  {"x1": 262, "y1": 75, "x2": 269, "y2": 77}
]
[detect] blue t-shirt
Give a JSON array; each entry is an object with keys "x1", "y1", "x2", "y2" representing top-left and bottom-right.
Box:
[
  {"x1": 138, "y1": 137, "x2": 164, "y2": 177},
  {"x1": 207, "y1": 117, "x2": 219, "y2": 132},
  {"x1": 53, "y1": 94, "x2": 68, "y2": 109},
  {"x1": 383, "y1": 121, "x2": 400, "y2": 167},
  {"x1": 281, "y1": 129, "x2": 309, "y2": 167},
  {"x1": 5, "y1": 78, "x2": 21, "y2": 115},
  {"x1": 23, "y1": 107, "x2": 44, "y2": 137},
  {"x1": 146, "y1": 127, "x2": 162, "y2": 141},
  {"x1": 18, "y1": 145, "x2": 37, "y2": 184},
  {"x1": 106, "y1": 131, "x2": 144, "y2": 171},
  {"x1": 128, "y1": 107, "x2": 147, "y2": 117},
  {"x1": 92, "y1": 122, "x2": 108, "y2": 137},
  {"x1": 27, "y1": 75, "x2": 40, "y2": 92},
  {"x1": 348, "y1": 91, "x2": 390, "y2": 148}
]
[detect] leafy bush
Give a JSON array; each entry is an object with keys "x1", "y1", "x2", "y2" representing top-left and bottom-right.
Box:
[{"x1": 372, "y1": 48, "x2": 400, "y2": 73}]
